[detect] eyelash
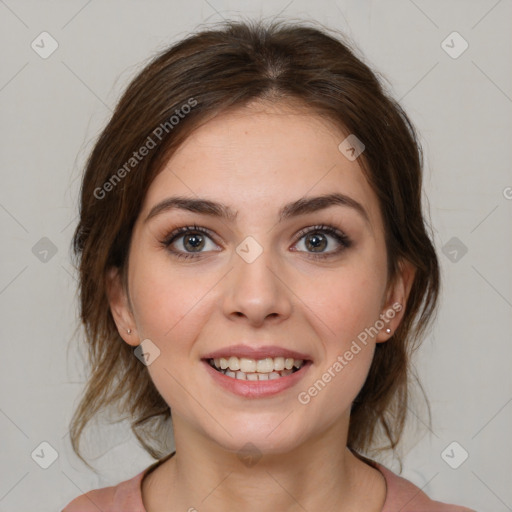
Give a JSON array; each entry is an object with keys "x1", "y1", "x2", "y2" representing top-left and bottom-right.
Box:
[{"x1": 161, "y1": 224, "x2": 352, "y2": 260}]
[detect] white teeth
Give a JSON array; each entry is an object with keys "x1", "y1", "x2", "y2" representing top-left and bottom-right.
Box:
[
  {"x1": 239, "y1": 358, "x2": 256, "y2": 373},
  {"x1": 228, "y1": 356, "x2": 240, "y2": 371},
  {"x1": 209, "y1": 356, "x2": 307, "y2": 381},
  {"x1": 210, "y1": 356, "x2": 306, "y2": 374},
  {"x1": 256, "y1": 357, "x2": 274, "y2": 373},
  {"x1": 273, "y1": 357, "x2": 285, "y2": 371},
  {"x1": 227, "y1": 369, "x2": 293, "y2": 380}
]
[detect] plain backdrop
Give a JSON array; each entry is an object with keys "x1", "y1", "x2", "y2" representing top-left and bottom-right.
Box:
[{"x1": 0, "y1": 1, "x2": 511, "y2": 511}]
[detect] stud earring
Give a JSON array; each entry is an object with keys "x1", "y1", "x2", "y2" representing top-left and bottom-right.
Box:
[
  {"x1": 385, "y1": 328, "x2": 392, "y2": 334},
  {"x1": 126, "y1": 328, "x2": 132, "y2": 334}
]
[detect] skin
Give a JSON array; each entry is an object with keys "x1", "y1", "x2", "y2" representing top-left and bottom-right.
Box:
[{"x1": 107, "y1": 100, "x2": 415, "y2": 512}]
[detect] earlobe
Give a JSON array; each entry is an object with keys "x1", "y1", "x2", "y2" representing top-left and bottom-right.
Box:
[
  {"x1": 376, "y1": 259, "x2": 416, "y2": 343},
  {"x1": 106, "y1": 267, "x2": 138, "y2": 346}
]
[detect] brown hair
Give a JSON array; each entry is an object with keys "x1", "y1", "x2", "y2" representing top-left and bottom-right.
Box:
[{"x1": 70, "y1": 18, "x2": 440, "y2": 469}]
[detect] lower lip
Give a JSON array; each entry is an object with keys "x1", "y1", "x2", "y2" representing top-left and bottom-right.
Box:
[{"x1": 202, "y1": 360, "x2": 312, "y2": 398}]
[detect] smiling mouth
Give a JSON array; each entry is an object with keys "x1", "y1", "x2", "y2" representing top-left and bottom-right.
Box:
[{"x1": 206, "y1": 356, "x2": 307, "y2": 381}]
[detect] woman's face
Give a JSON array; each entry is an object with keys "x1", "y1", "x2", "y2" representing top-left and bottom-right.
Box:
[{"x1": 109, "y1": 102, "x2": 411, "y2": 455}]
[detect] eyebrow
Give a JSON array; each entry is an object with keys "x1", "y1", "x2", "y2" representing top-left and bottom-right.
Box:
[{"x1": 144, "y1": 193, "x2": 371, "y2": 226}]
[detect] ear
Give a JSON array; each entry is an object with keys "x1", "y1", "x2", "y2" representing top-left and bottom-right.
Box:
[
  {"x1": 375, "y1": 259, "x2": 416, "y2": 343},
  {"x1": 106, "y1": 267, "x2": 139, "y2": 347}
]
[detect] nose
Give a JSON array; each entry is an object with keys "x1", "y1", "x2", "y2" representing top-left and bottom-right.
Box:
[{"x1": 222, "y1": 244, "x2": 293, "y2": 327}]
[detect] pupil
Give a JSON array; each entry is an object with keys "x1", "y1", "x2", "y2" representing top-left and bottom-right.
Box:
[
  {"x1": 185, "y1": 233, "x2": 204, "y2": 251},
  {"x1": 307, "y1": 233, "x2": 326, "y2": 252}
]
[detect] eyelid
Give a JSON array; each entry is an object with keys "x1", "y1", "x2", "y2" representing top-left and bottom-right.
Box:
[
  {"x1": 293, "y1": 224, "x2": 351, "y2": 245},
  {"x1": 291, "y1": 224, "x2": 352, "y2": 259},
  {"x1": 161, "y1": 224, "x2": 218, "y2": 246},
  {"x1": 161, "y1": 223, "x2": 352, "y2": 259}
]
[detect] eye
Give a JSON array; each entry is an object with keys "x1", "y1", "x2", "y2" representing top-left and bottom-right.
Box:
[
  {"x1": 161, "y1": 223, "x2": 352, "y2": 261},
  {"x1": 161, "y1": 225, "x2": 219, "y2": 260},
  {"x1": 292, "y1": 224, "x2": 352, "y2": 259}
]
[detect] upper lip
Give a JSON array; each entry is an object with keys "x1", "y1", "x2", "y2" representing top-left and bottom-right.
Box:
[{"x1": 202, "y1": 344, "x2": 312, "y2": 361}]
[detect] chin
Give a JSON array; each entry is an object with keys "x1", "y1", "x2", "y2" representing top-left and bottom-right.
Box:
[{"x1": 200, "y1": 414, "x2": 310, "y2": 457}]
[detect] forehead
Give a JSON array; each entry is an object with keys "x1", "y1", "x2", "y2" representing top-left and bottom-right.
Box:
[{"x1": 142, "y1": 102, "x2": 383, "y2": 230}]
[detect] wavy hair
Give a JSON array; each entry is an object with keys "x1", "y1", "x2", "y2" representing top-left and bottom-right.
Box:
[{"x1": 69, "y1": 18, "x2": 440, "y2": 469}]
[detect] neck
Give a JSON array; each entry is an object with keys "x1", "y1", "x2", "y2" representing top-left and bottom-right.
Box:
[{"x1": 142, "y1": 416, "x2": 386, "y2": 512}]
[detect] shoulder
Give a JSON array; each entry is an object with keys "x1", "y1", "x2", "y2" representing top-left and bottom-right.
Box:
[
  {"x1": 61, "y1": 470, "x2": 146, "y2": 512},
  {"x1": 376, "y1": 463, "x2": 477, "y2": 512},
  {"x1": 61, "y1": 485, "x2": 115, "y2": 511}
]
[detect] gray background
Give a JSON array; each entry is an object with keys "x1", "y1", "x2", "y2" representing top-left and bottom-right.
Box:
[{"x1": 1, "y1": 1, "x2": 511, "y2": 510}]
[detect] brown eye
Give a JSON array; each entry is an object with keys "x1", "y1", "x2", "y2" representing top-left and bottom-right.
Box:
[
  {"x1": 162, "y1": 225, "x2": 219, "y2": 260},
  {"x1": 181, "y1": 232, "x2": 206, "y2": 252},
  {"x1": 293, "y1": 225, "x2": 352, "y2": 259},
  {"x1": 304, "y1": 232, "x2": 328, "y2": 252}
]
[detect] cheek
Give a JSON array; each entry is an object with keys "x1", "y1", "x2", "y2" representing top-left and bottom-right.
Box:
[
  {"x1": 129, "y1": 251, "x2": 212, "y2": 341},
  {"x1": 293, "y1": 261, "x2": 385, "y2": 410},
  {"x1": 128, "y1": 257, "x2": 214, "y2": 411},
  {"x1": 298, "y1": 343, "x2": 375, "y2": 431},
  {"x1": 297, "y1": 275, "x2": 381, "y2": 420},
  {"x1": 298, "y1": 265, "x2": 386, "y2": 344}
]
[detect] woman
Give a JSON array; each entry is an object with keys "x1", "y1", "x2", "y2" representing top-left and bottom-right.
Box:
[{"x1": 63, "y1": 19, "x2": 475, "y2": 512}]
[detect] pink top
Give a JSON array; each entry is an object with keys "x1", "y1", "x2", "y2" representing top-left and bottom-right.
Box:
[{"x1": 62, "y1": 454, "x2": 476, "y2": 512}]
